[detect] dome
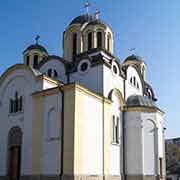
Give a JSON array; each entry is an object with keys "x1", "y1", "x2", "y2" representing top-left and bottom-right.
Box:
[
  {"x1": 23, "y1": 44, "x2": 48, "y2": 54},
  {"x1": 69, "y1": 14, "x2": 109, "y2": 28},
  {"x1": 124, "y1": 54, "x2": 143, "y2": 63},
  {"x1": 126, "y1": 95, "x2": 156, "y2": 107}
]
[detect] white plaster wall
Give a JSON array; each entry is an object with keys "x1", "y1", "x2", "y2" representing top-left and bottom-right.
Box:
[
  {"x1": 40, "y1": 59, "x2": 67, "y2": 83},
  {"x1": 124, "y1": 112, "x2": 143, "y2": 174},
  {"x1": 75, "y1": 91, "x2": 103, "y2": 175},
  {"x1": 42, "y1": 79, "x2": 58, "y2": 90},
  {"x1": 41, "y1": 92, "x2": 62, "y2": 175},
  {"x1": 125, "y1": 66, "x2": 143, "y2": 100},
  {"x1": 0, "y1": 68, "x2": 37, "y2": 175},
  {"x1": 143, "y1": 117, "x2": 156, "y2": 175},
  {"x1": 103, "y1": 65, "x2": 124, "y2": 98},
  {"x1": 109, "y1": 90, "x2": 122, "y2": 175},
  {"x1": 70, "y1": 65, "x2": 103, "y2": 95},
  {"x1": 156, "y1": 112, "x2": 164, "y2": 158},
  {"x1": 141, "y1": 112, "x2": 163, "y2": 175}
]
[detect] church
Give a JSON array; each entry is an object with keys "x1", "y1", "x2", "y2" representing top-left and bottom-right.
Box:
[{"x1": 0, "y1": 6, "x2": 166, "y2": 180}]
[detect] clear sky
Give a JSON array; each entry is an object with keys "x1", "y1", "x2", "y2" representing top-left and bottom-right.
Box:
[{"x1": 0, "y1": 0, "x2": 179, "y2": 138}]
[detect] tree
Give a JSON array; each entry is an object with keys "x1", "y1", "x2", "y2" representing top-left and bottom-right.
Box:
[{"x1": 166, "y1": 142, "x2": 180, "y2": 176}]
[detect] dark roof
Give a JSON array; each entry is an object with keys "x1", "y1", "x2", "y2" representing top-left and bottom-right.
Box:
[
  {"x1": 23, "y1": 44, "x2": 48, "y2": 54},
  {"x1": 124, "y1": 54, "x2": 143, "y2": 63},
  {"x1": 126, "y1": 95, "x2": 156, "y2": 107},
  {"x1": 69, "y1": 14, "x2": 109, "y2": 28}
]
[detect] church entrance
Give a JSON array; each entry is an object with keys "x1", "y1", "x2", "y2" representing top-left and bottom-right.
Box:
[{"x1": 7, "y1": 127, "x2": 22, "y2": 180}]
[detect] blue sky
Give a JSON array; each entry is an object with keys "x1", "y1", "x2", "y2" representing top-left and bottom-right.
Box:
[{"x1": 0, "y1": 0, "x2": 179, "y2": 138}]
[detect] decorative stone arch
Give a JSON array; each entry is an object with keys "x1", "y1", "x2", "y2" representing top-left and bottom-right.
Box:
[
  {"x1": 8, "y1": 126, "x2": 23, "y2": 147},
  {"x1": 143, "y1": 118, "x2": 159, "y2": 175},
  {"x1": 7, "y1": 126, "x2": 23, "y2": 180},
  {"x1": 108, "y1": 88, "x2": 125, "y2": 110},
  {"x1": 46, "y1": 107, "x2": 59, "y2": 140}
]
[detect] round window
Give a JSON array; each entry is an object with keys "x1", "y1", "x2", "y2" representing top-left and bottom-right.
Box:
[
  {"x1": 113, "y1": 65, "x2": 118, "y2": 74},
  {"x1": 111, "y1": 62, "x2": 119, "y2": 76},
  {"x1": 80, "y1": 62, "x2": 88, "y2": 72},
  {"x1": 78, "y1": 60, "x2": 90, "y2": 74}
]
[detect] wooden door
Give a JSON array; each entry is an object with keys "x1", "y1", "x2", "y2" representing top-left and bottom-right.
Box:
[{"x1": 9, "y1": 146, "x2": 21, "y2": 180}]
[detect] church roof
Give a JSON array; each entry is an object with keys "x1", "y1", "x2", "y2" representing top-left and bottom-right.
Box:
[
  {"x1": 126, "y1": 95, "x2": 156, "y2": 107},
  {"x1": 23, "y1": 44, "x2": 48, "y2": 54},
  {"x1": 69, "y1": 14, "x2": 110, "y2": 28},
  {"x1": 124, "y1": 54, "x2": 143, "y2": 63}
]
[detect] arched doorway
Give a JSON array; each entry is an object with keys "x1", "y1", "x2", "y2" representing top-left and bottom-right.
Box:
[{"x1": 7, "y1": 127, "x2": 22, "y2": 180}]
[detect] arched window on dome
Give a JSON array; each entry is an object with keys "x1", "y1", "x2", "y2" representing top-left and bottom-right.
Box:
[
  {"x1": 33, "y1": 55, "x2": 38, "y2": 68},
  {"x1": 54, "y1": 70, "x2": 58, "y2": 78},
  {"x1": 88, "y1": 32, "x2": 92, "y2": 50},
  {"x1": 97, "y1": 31, "x2": 102, "y2": 48},
  {"x1": 72, "y1": 33, "x2": 77, "y2": 58},
  {"x1": 48, "y1": 69, "x2": 52, "y2": 78},
  {"x1": 26, "y1": 55, "x2": 30, "y2": 66},
  {"x1": 107, "y1": 33, "x2": 111, "y2": 52}
]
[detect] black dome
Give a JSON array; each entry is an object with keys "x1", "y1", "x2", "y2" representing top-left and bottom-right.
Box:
[
  {"x1": 126, "y1": 95, "x2": 156, "y2": 107},
  {"x1": 70, "y1": 14, "x2": 95, "y2": 25},
  {"x1": 124, "y1": 54, "x2": 143, "y2": 63},
  {"x1": 23, "y1": 44, "x2": 48, "y2": 54},
  {"x1": 69, "y1": 14, "x2": 109, "y2": 27}
]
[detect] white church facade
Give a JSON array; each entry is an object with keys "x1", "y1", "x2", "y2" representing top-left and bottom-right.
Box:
[{"x1": 0, "y1": 10, "x2": 166, "y2": 180}]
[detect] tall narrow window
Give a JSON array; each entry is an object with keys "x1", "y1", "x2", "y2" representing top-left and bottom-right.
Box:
[
  {"x1": 107, "y1": 34, "x2": 111, "y2": 51},
  {"x1": 15, "y1": 92, "x2": 18, "y2": 113},
  {"x1": 9, "y1": 93, "x2": 23, "y2": 114},
  {"x1": 48, "y1": 69, "x2": 52, "y2": 77},
  {"x1": 116, "y1": 117, "x2": 120, "y2": 144},
  {"x1": 10, "y1": 99, "x2": 14, "y2": 113},
  {"x1": 88, "y1": 32, "x2": 92, "y2": 50},
  {"x1": 72, "y1": 33, "x2": 77, "y2": 57},
  {"x1": 54, "y1": 70, "x2": 58, "y2": 78},
  {"x1": 112, "y1": 115, "x2": 116, "y2": 143},
  {"x1": 97, "y1": 31, "x2": 102, "y2": 48},
  {"x1": 19, "y1": 96, "x2": 23, "y2": 112},
  {"x1": 26, "y1": 56, "x2": 30, "y2": 66},
  {"x1": 33, "y1": 55, "x2": 38, "y2": 68},
  {"x1": 133, "y1": 76, "x2": 136, "y2": 86},
  {"x1": 112, "y1": 115, "x2": 120, "y2": 144}
]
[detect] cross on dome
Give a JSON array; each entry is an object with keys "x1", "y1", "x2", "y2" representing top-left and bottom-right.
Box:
[
  {"x1": 35, "y1": 35, "x2": 40, "y2": 44},
  {"x1": 95, "y1": 9, "x2": 100, "y2": 19},
  {"x1": 84, "y1": 1, "x2": 91, "y2": 14}
]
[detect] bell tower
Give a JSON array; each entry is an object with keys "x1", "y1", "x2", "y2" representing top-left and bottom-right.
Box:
[
  {"x1": 63, "y1": 5, "x2": 113, "y2": 61},
  {"x1": 23, "y1": 36, "x2": 48, "y2": 69}
]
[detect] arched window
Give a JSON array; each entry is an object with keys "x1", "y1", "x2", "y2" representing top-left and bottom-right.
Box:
[
  {"x1": 54, "y1": 70, "x2": 58, "y2": 78},
  {"x1": 48, "y1": 69, "x2": 52, "y2": 77},
  {"x1": 112, "y1": 115, "x2": 120, "y2": 144},
  {"x1": 88, "y1": 32, "x2": 92, "y2": 50},
  {"x1": 130, "y1": 77, "x2": 133, "y2": 84},
  {"x1": 133, "y1": 76, "x2": 136, "y2": 86},
  {"x1": 26, "y1": 56, "x2": 30, "y2": 66},
  {"x1": 97, "y1": 31, "x2": 102, "y2": 48},
  {"x1": 33, "y1": 55, "x2": 38, "y2": 68},
  {"x1": 9, "y1": 92, "x2": 23, "y2": 114},
  {"x1": 19, "y1": 96, "x2": 23, "y2": 112},
  {"x1": 15, "y1": 92, "x2": 18, "y2": 112},
  {"x1": 107, "y1": 34, "x2": 111, "y2": 51},
  {"x1": 72, "y1": 33, "x2": 77, "y2": 57}
]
